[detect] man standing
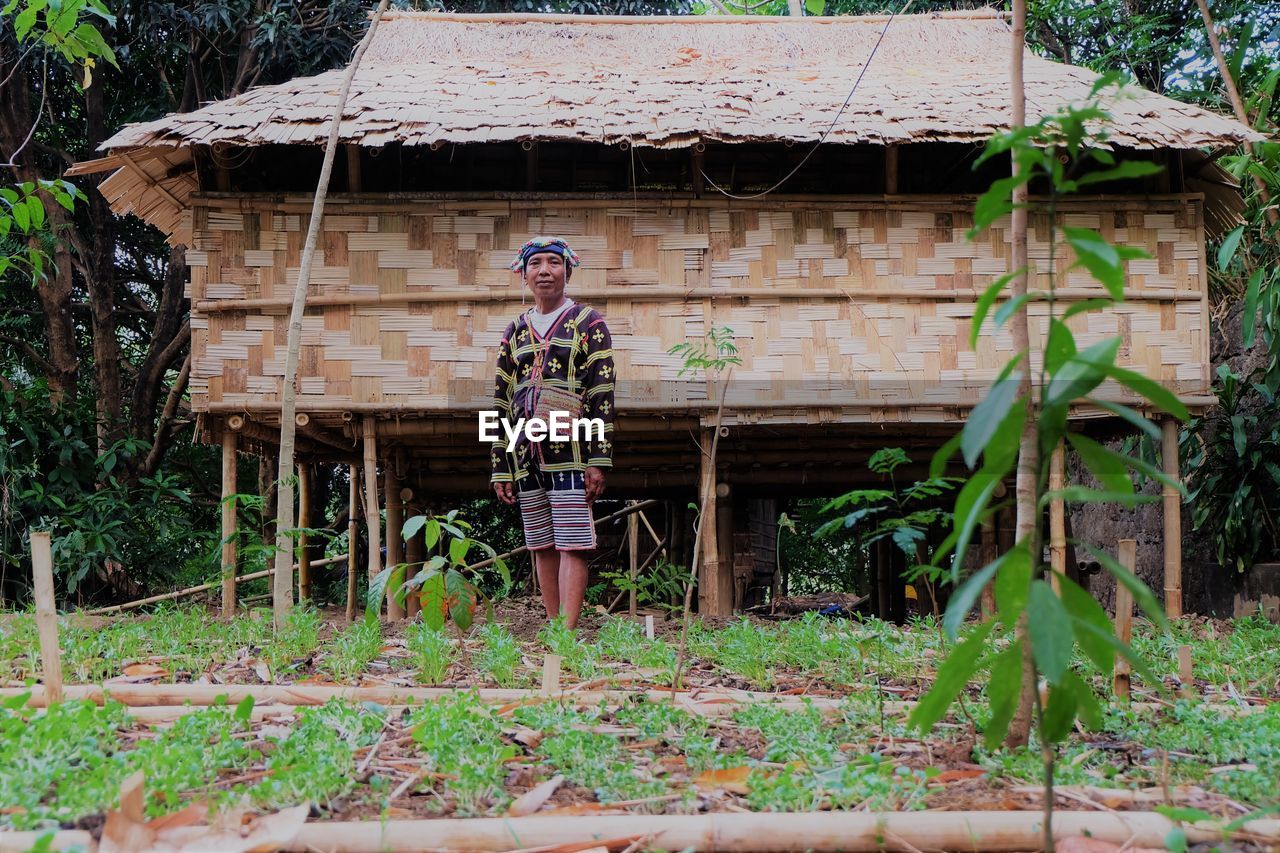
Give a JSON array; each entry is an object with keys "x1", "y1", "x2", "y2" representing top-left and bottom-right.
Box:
[{"x1": 490, "y1": 237, "x2": 615, "y2": 629}]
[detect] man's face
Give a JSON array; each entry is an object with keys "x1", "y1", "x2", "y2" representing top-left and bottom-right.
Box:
[{"x1": 523, "y1": 251, "x2": 568, "y2": 301}]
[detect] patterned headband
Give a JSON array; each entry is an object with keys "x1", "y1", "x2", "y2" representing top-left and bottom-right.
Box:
[{"x1": 509, "y1": 237, "x2": 581, "y2": 272}]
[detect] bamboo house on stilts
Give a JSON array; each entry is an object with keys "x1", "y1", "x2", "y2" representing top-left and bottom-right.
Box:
[{"x1": 72, "y1": 10, "x2": 1257, "y2": 617}]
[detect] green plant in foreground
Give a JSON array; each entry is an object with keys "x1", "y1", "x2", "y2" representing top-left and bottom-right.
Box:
[
  {"x1": 409, "y1": 693, "x2": 516, "y2": 815},
  {"x1": 473, "y1": 622, "x2": 523, "y2": 687},
  {"x1": 538, "y1": 616, "x2": 598, "y2": 679},
  {"x1": 407, "y1": 621, "x2": 455, "y2": 685},
  {"x1": 910, "y1": 78, "x2": 1183, "y2": 845},
  {"x1": 321, "y1": 620, "x2": 383, "y2": 683}
]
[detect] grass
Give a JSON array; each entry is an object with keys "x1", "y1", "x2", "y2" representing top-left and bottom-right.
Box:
[
  {"x1": 406, "y1": 622, "x2": 455, "y2": 685},
  {"x1": 472, "y1": 622, "x2": 523, "y2": 687},
  {"x1": 320, "y1": 620, "x2": 383, "y2": 683}
]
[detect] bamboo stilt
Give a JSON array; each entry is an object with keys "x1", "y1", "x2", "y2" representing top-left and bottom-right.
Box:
[
  {"x1": 628, "y1": 507, "x2": 640, "y2": 617},
  {"x1": 346, "y1": 464, "x2": 359, "y2": 622},
  {"x1": 30, "y1": 532, "x2": 63, "y2": 705},
  {"x1": 403, "y1": 490, "x2": 423, "y2": 619},
  {"x1": 1113, "y1": 539, "x2": 1136, "y2": 700},
  {"x1": 297, "y1": 463, "x2": 311, "y2": 603},
  {"x1": 220, "y1": 430, "x2": 238, "y2": 617},
  {"x1": 361, "y1": 417, "x2": 382, "y2": 617},
  {"x1": 385, "y1": 467, "x2": 405, "y2": 620},
  {"x1": 697, "y1": 428, "x2": 722, "y2": 616},
  {"x1": 979, "y1": 516, "x2": 997, "y2": 618},
  {"x1": 1049, "y1": 442, "x2": 1066, "y2": 595},
  {"x1": 1162, "y1": 418, "x2": 1183, "y2": 618}
]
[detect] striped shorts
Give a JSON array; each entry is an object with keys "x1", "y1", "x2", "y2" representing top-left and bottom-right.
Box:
[{"x1": 516, "y1": 465, "x2": 597, "y2": 552}]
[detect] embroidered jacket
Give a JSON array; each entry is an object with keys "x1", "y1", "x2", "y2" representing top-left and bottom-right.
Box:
[{"x1": 490, "y1": 304, "x2": 615, "y2": 483}]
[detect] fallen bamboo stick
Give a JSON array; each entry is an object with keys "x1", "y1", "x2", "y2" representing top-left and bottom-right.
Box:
[
  {"x1": 81, "y1": 568, "x2": 275, "y2": 616},
  {"x1": 6, "y1": 810, "x2": 1276, "y2": 852}
]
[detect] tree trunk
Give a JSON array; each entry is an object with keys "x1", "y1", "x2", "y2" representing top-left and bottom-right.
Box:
[
  {"x1": 270, "y1": 0, "x2": 391, "y2": 628},
  {"x1": 1005, "y1": 0, "x2": 1040, "y2": 752},
  {"x1": 84, "y1": 76, "x2": 123, "y2": 456}
]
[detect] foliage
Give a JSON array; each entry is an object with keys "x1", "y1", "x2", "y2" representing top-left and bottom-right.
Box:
[
  {"x1": 473, "y1": 621, "x2": 524, "y2": 687},
  {"x1": 817, "y1": 448, "x2": 958, "y2": 587},
  {"x1": 407, "y1": 620, "x2": 456, "y2": 685},
  {"x1": 912, "y1": 81, "x2": 1181, "y2": 760},
  {"x1": 1184, "y1": 364, "x2": 1280, "y2": 573},
  {"x1": 600, "y1": 558, "x2": 695, "y2": 614},
  {"x1": 320, "y1": 619, "x2": 383, "y2": 682},
  {"x1": 368, "y1": 508, "x2": 511, "y2": 631},
  {"x1": 407, "y1": 692, "x2": 516, "y2": 815}
]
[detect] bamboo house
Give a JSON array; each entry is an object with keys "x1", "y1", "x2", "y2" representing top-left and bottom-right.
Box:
[{"x1": 72, "y1": 10, "x2": 1257, "y2": 615}]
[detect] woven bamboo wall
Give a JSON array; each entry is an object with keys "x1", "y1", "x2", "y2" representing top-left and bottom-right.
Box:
[{"x1": 187, "y1": 195, "x2": 1208, "y2": 423}]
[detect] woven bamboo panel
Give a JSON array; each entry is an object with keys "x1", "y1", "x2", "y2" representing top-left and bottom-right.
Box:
[{"x1": 187, "y1": 196, "x2": 1208, "y2": 421}]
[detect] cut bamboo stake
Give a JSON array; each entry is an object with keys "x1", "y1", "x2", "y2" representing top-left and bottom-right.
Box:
[
  {"x1": 1162, "y1": 418, "x2": 1183, "y2": 618},
  {"x1": 1114, "y1": 539, "x2": 1137, "y2": 700},
  {"x1": 297, "y1": 463, "x2": 311, "y2": 603},
  {"x1": 346, "y1": 463, "x2": 358, "y2": 621},
  {"x1": 361, "y1": 416, "x2": 382, "y2": 615},
  {"x1": 1049, "y1": 442, "x2": 1066, "y2": 595},
  {"x1": 1178, "y1": 644, "x2": 1195, "y2": 698},
  {"x1": 645, "y1": 614, "x2": 655, "y2": 640},
  {"x1": 30, "y1": 532, "x2": 63, "y2": 705},
  {"x1": 541, "y1": 655, "x2": 562, "y2": 696},
  {"x1": 628, "y1": 508, "x2": 640, "y2": 617},
  {"x1": 270, "y1": 0, "x2": 391, "y2": 629},
  {"x1": 385, "y1": 466, "x2": 405, "y2": 620},
  {"x1": 220, "y1": 430, "x2": 238, "y2": 616},
  {"x1": 698, "y1": 427, "x2": 722, "y2": 616}
]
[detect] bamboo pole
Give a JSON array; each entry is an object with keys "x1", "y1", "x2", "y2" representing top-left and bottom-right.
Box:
[
  {"x1": 698, "y1": 427, "x2": 723, "y2": 616},
  {"x1": 1162, "y1": 418, "x2": 1183, "y2": 618},
  {"x1": 30, "y1": 532, "x2": 63, "y2": 705},
  {"x1": 403, "y1": 489, "x2": 423, "y2": 619},
  {"x1": 1049, "y1": 442, "x2": 1066, "y2": 595},
  {"x1": 220, "y1": 430, "x2": 238, "y2": 616},
  {"x1": 346, "y1": 464, "x2": 359, "y2": 622},
  {"x1": 12, "y1": 810, "x2": 1268, "y2": 853},
  {"x1": 361, "y1": 417, "x2": 382, "y2": 618},
  {"x1": 385, "y1": 467, "x2": 405, "y2": 620},
  {"x1": 269, "y1": 0, "x2": 392, "y2": 630},
  {"x1": 628, "y1": 508, "x2": 640, "y2": 617},
  {"x1": 1113, "y1": 539, "x2": 1136, "y2": 700},
  {"x1": 84, "y1": 568, "x2": 276, "y2": 616},
  {"x1": 297, "y1": 463, "x2": 311, "y2": 603}
]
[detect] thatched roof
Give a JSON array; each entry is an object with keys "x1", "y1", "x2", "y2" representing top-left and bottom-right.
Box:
[{"x1": 96, "y1": 10, "x2": 1255, "y2": 153}]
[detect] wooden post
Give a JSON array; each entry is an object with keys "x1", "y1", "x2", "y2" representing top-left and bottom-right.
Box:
[
  {"x1": 1113, "y1": 539, "x2": 1136, "y2": 700},
  {"x1": 697, "y1": 428, "x2": 722, "y2": 616},
  {"x1": 1049, "y1": 442, "x2": 1066, "y2": 595},
  {"x1": 540, "y1": 654, "x2": 562, "y2": 696},
  {"x1": 884, "y1": 145, "x2": 900, "y2": 194},
  {"x1": 1162, "y1": 418, "x2": 1183, "y2": 618},
  {"x1": 628, "y1": 506, "x2": 640, "y2": 617},
  {"x1": 362, "y1": 417, "x2": 382, "y2": 615},
  {"x1": 979, "y1": 517, "x2": 997, "y2": 618},
  {"x1": 716, "y1": 487, "x2": 735, "y2": 613},
  {"x1": 345, "y1": 145, "x2": 362, "y2": 193},
  {"x1": 346, "y1": 464, "x2": 359, "y2": 622},
  {"x1": 1178, "y1": 645, "x2": 1195, "y2": 699},
  {"x1": 30, "y1": 532, "x2": 63, "y2": 704},
  {"x1": 220, "y1": 430, "x2": 238, "y2": 617},
  {"x1": 297, "y1": 463, "x2": 312, "y2": 603},
  {"x1": 385, "y1": 467, "x2": 405, "y2": 620}
]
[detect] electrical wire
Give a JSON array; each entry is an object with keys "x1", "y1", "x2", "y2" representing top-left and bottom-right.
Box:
[{"x1": 700, "y1": 0, "x2": 912, "y2": 201}]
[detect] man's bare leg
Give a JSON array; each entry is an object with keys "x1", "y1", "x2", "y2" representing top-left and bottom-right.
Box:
[
  {"x1": 535, "y1": 549, "x2": 561, "y2": 619},
  {"x1": 558, "y1": 550, "x2": 590, "y2": 629}
]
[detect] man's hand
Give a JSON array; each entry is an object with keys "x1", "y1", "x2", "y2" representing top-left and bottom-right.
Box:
[
  {"x1": 584, "y1": 467, "x2": 606, "y2": 503},
  {"x1": 493, "y1": 481, "x2": 516, "y2": 505}
]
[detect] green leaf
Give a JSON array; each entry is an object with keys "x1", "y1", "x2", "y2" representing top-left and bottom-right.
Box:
[
  {"x1": 971, "y1": 174, "x2": 1031, "y2": 234},
  {"x1": 1065, "y1": 226, "x2": 1126, "y2": 298},
  {"x1": 1073, "y1": 160, "x2": 1163, "y2": 187},
  {"x1": 1059, "y1": 575, "x2": 1113, "y2": 678},
  {"x1": 1217, "y1": 225, "x2": 1245, "y2": 272},
  {"x1": 26, "y1": 195, "x2": 44, "y2": 230},
  {"x1": 1040, "y1": 679, "x2": 1078, "y2": 742},
  {"x1": 983, "y1": 641, "x2": 1023, "y2": 749},
  {"x1": 1027, "y1": 580, "x2": 1072, "y2": 683},
  {"x1": 970, "y1": 268, "x2": 1026, "y2": 348},
  {"x1": 420, "y1": 572, "x2": 447, "y2": 631},
  {"x1": 1061, "y1": 298, "x2": 1115, "y2": 321},
  {"x1": 950, "y1": 474, "x2": 1003, "y2": 580},
  {"x1": 449, "y1": 536, "x2": 470, "y2": 567},
  {"x1": 803, "y1": 0, "x2": 824, "y2": 13},
  {"x1": 1243, "y1": 268, "x2": 1263, "y2": 349},
  {"x1": 1041, "y1": 486, "x2": 1158, "y2": 507},
  {"x1": 1104, "y1": 364, "x2": 1189, "y2": 420},
  {"x1": 445, "y1": 569, "x2": 476, "y2": 631},
  {"x1": 1067, "y1": 432, "x2": 1133, "y2": 494},
  {"x1": 993, "y1": 293, "x2": 1038, "y2": 331},
  {"x1": 402, "y1": 514, "x2": 427, "y2": 542},
  {"x1": 993, "y1": 543, "x2": 1032, "y2": 624},
  {"x1": 234, "y1": 694, "x2": 255, "y2": 725},
  {"x1": 365, "y1": 566, "x2": 393, "y2": 624},
  {"x1": 942, "y1": 556, "x2": 1001, "y2": 641},
  {"x1": 425, "y1": 518, "x2": 441, "y2": 549},
  {"x1": 1086, "y1": 398, "x2": 1161, "y2": 442},
  {"x1": 929, "y1": 431, "x2": 963, "y2": 479},
  {"x1": 909, "y1": 619, "x2": 996, "y2": 732},
  {"x1": 1044, "y1": 319, "x2": 1076, "y2": 374},
  {"x1": 1079, "y1": 542, "x2": 1169, "y2": 633},
  {"x1": 962, "y1": 378, "x2": 1021, "y2": 468},
  {"x1": 1046, "y1": 338, "x2": 1118, "y2": 410},
  {"x1": 1066, "y1": 671, "x2": 1103, "y2": 731}
]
